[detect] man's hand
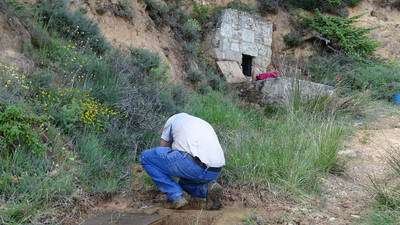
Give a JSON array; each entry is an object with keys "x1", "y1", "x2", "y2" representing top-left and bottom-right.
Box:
[{"x1": 160, "y1": 139, "x2": 171, "y2": 147}]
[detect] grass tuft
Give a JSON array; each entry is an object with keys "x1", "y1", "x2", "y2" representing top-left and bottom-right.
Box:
[{"x1": 187, "y1": 92, "x2": 348, "y2": 194}]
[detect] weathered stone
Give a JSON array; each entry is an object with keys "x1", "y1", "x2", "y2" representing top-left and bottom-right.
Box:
[
  {"x1": 242, "y1": 42, "x2": 258, "y2": 56},
  {"x1": 242, "y1": 30, "x2": 255, "y2": 43},
  {"x1": 254, "y1": 56, "x2": 270, "y2": 68},
  {"x1": 257, "y1": 44, "x2": 268, "y2": 56},
  {"x1": 221, "y1": 23, "x2": 232, "y2": 37},
  {"x1": 231, "y1": 42, "x2": 240, "y2": 52},
  {"x1": 217, "y1": 61, "x2": 248, "y2": 83},
  {"x1": 254, "y1": 77, "x2": 334, "y2": 105},
  {"x1": 211, "y1": 9, "x2": 273, "y2": 83}
]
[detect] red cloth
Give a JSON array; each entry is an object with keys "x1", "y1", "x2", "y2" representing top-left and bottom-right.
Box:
[{"x1": 256, "y1": 71, "x2": 279, "y2": 80}]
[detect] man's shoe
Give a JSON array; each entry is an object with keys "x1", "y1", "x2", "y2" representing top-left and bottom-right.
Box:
[
  {"x1": 189, "y1": 197, "x2": 206, "y2": 209},
  {"x1": 206, "y1": 182, "x2": 223, "y2": 210},
  {"x1": 169, "y1": 197, "x2": 188, "y2": 209}
]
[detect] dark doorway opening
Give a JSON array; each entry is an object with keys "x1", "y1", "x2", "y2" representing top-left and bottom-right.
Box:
[{"x1": 242, "y1": 54, "x2": 253, "y2": 77}]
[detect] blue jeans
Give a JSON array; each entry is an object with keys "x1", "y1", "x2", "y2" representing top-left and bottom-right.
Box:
[{"x1": 140, "y1": 147, "x2": 221, "y2": 202}]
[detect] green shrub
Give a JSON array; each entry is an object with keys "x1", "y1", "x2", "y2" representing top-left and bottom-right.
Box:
[
  {"x1": 302, "y1": 11, "x2": 378, "y2": 58},
  {"x1": 0, "y1": 62, "x2": 30, "y2": 103},
  {"x1": 29, "y1": 25, "x2": 51, "y2": 49},
  {"x1": 129, "y1": 48, "x2": 164, "y2": 74},
  {"x1": 183, "y1": 42, "x2": 201, "y2": 59},
  {"x1": 76, "y1": 134, "x2": 125, "y2": 193},
  {"x1": 29, "y1": 70, "x2": 53, "y2": 91},
  {"x1": 0, "y1": 105, "x2": 46, "y2": 156},
  {"x1": 207, "y1": 73, "x2": 226, "y2": 91},
  {"x1": 344, "y1": 0, "x2": 362, "y2": 7},
  {"x1": 182, "y1": 18, "x2": 201, "y2": 41},
  {"x1": 39, "y1": 89, "x2": 116, "y2": 133},
  {"x1": 289, "y1": 0, "x2": 359, "y2": 12},
  {"x1": 258, "y1": 0, "x2": 282, "y2": 14},
  {"x1": 192, "y1": 3, "x2": 213, "y2": 26},
  {"x1": 257, "y1": 0, "x2": 361, "y2": 15},
  {"x1": 36, "y1": 0, "x2": 109, "y2": 54},
  {"x1": 203, "y1": 68, "x2": 226, "y2": 91},
  {"x1": 227, "y1": 0, "x2": 257, "y2": 13},
  {"x1": 283, "y1": 31, "x2": 303, "y2": 48},
  {"x1": 143, "y1": 0, "x2": 169, "y2": 26},
  {"x1": 197, "y1": 82, "x2": 212, "y2": 95},
  {"x1": 113, "y1": 0, "x2": 133, "y2": 20},
  {"x1": 307, "y1": 54, "x2": 400, "y2": 99},
  {"x1": 187, "y1": 69, "x2": 204, "y2": 84},
  {"x1": 0, "y1": 124, "x2": 76, "y2": 224}
]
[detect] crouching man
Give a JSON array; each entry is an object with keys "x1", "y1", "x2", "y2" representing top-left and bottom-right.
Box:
[{"x1": 140, "y1": 113, "x2": 225, "y2": 210}]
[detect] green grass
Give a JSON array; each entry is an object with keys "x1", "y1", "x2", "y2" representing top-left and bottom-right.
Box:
[
  {"x1": 0, "y1": 131, "x2": 77, "y2": 224},
  {"x1": 308, "y1": 54, "x2": 400, "y2": 100},
  {"x1": 76, "y1": 133, "x2": 128, "y2": 193},
  {"x1": 187, "y1": 92, "x2": 349, "y2": 194}
]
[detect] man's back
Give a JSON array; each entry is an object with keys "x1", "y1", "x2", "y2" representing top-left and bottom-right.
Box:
[{"x1": 161, "y1": 113, "x2": 225, "y2": 168}]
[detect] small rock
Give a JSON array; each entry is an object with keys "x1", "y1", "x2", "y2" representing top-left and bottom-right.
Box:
[
  {"x1": 338, "y1": 149, "x2": 357, "y2": 158},
  {"x1": 351, "y1": 214, "x2": 360, "y2": 219},
  {"x1": 370, "y1": 10, "x2": 388, "y2": 21}
]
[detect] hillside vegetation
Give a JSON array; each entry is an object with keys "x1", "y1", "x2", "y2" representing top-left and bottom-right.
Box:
[{"x1": 0, "y1": 0, "x2": 400, "y2": 224}]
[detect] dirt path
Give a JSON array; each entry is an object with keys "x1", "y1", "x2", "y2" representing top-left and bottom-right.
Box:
[
  {"x1": 80, "y1": 116, "x2": 400, "y2": 225},
  {"x1": 304, "y1": 116, "x2": 400, "y2": 224}
]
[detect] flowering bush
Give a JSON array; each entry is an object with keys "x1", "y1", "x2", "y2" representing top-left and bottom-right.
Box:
[
  {"x1": 0, "y1": 105, "x2": 46, "y2": 155},
  {"x1": 0, "y1": 62, "x2": 31, "y2": 102},
  {"x1": 36, "y1": 0, "x2": 109, "y2": 54},
  {"x1": 80, "y1": 98, "x2": 117, "y2": 128},
  {"x1": 40, "y1": 88, "x2": 117, "y2": 132}
]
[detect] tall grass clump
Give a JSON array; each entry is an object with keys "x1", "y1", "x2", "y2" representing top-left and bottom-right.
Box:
[
  {"x1": 364, "y1": 147, "x2": 400, "y2": 224},
  {"x1": 307, "y1": 54, "x2": 400, "y2": 100},
  {"x1": 187, "y1": 91, "x2": 348, "y2": 193}
]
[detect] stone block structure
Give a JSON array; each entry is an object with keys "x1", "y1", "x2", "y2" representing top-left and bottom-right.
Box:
[
  {"x1": 242, "y1": 77, "x2": 335, "y2": 105},
  {"x1": 211, "y1": 9, "x2": 273, "y2": 83}
]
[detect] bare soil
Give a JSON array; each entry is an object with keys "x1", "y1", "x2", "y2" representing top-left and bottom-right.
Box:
[
  {"x1": 349, "y1": 0, "x2": 400, "y2": 61},
  {"x1": 69, "y1": 0, "x2": 186, "y2": 82}
]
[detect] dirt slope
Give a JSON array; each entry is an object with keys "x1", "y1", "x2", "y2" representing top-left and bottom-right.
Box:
[
  {"x1": 0, "y1": 8, "x2": 33, "y2": 73},
  {"x1": 311, "y1": 116, "x2": 400, "y2": 224},
  {"x1": 69, "y1": 0, "x2": 186, "y2": 82},
  {"x1": 349, "y1": 0, "x2": 400, "y2": 60}
]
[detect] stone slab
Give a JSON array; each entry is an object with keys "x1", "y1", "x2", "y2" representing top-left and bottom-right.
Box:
[
  {"x1": 217, "y1": 60, "x2": 248, "y2": 83},
  {"x1": 254, "y1": 77, "x2": 334, "y2": 104}
]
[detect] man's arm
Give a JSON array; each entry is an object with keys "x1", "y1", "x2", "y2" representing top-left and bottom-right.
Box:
[
  {"x1": 160, "y1": 114, "x2": 175, "y2": 147},
  {"x1": 160, "y1": 139, "x2": 171, "y2": 147}
]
